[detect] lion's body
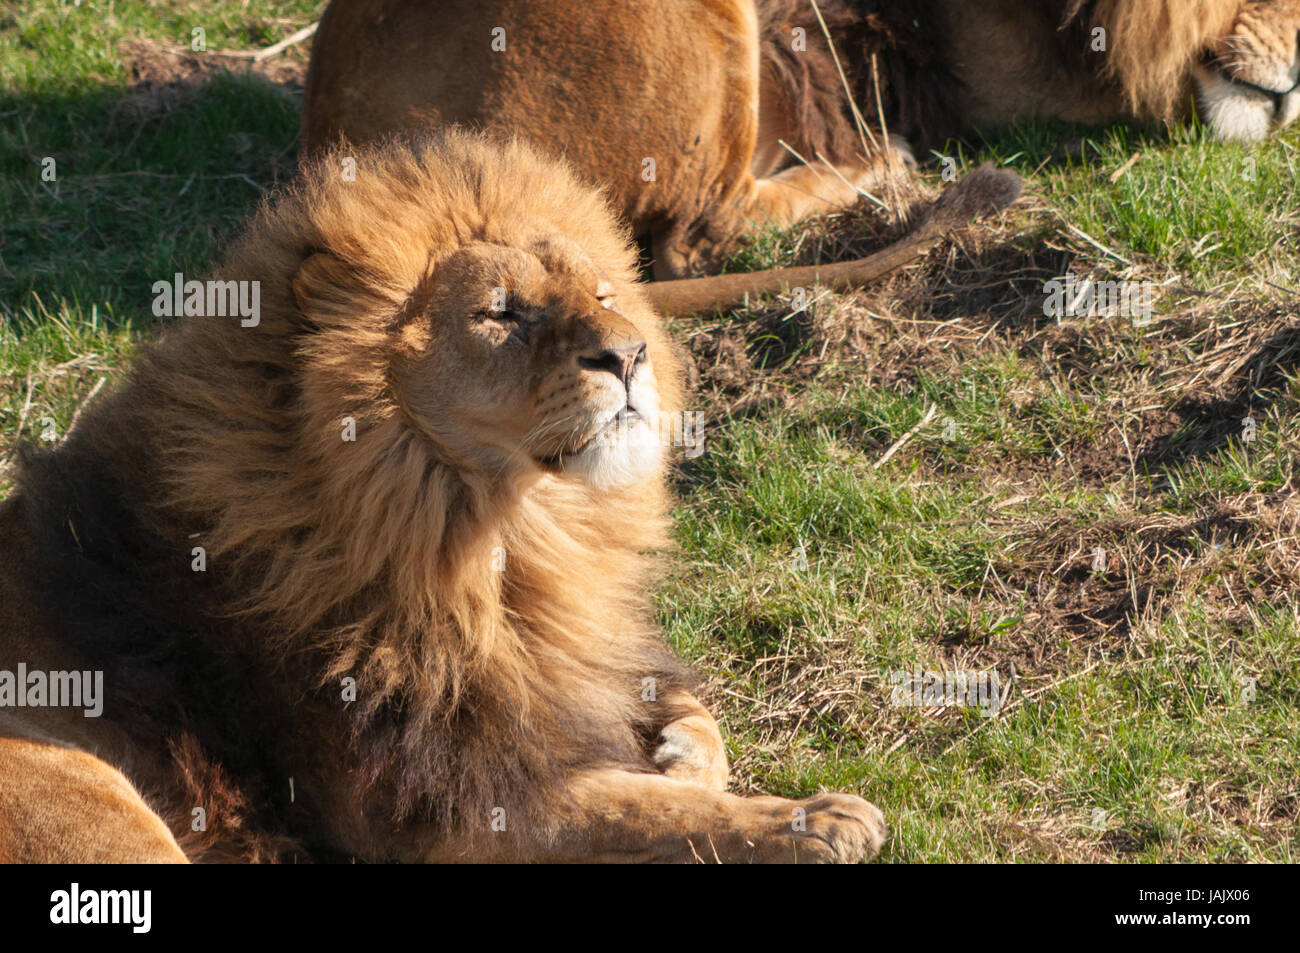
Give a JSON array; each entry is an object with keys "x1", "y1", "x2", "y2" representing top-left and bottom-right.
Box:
[
  {"x1": 0, "y1": 131, "x2": 885, "y2": 863},
  {"x1": 301, "y1": 0, "x2": 1300, "y2": 274},
  {"x1": 303, "y1": 0, "x2": 911, "y2": 278}
]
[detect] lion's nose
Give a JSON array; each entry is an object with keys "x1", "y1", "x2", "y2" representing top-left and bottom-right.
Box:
[{"x1": 578, "y1": 341, "x2": 647, "y2": 386}]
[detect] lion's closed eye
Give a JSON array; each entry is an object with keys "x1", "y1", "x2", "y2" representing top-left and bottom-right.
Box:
[{"x1": 480, "y1": 305, "x2": 541, "y2": 333}]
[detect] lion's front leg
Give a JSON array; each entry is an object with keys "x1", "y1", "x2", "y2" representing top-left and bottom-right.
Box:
[
  {"x1": 478, "y1": 768, "x2": 887, "y2": 864},
  {"x1": 648, "y1": 689, "x2": 729, "y2": 791}
]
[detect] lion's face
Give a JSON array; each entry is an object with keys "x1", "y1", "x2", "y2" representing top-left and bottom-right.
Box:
[
  {"x1": 1195, "y1": 2, "x2": 1300, "y2": 140},
  {"x1": 392, "y1": 235, "x2": 663, "y2": 490}
]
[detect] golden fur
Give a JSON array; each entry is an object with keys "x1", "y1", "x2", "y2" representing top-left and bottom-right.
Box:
[
  {"x1": 0, "y1": 131, "x2": 886, "y2": 862},
  {"x1": 301, "y1": 0, "x2": 1300, "y2": 276}
]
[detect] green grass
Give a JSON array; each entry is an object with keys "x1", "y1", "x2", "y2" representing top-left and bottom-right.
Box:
[
  {"x1": 1, "y1": 1, "x2": 316, "y2": 468},
  {"x1": 659, "y1": 375, "x2": 1300, "y2": 861},
  {"x1": 677, "y1": 108, "x2": 1300, "y2": 857},
  {"x1": 4, "y1": 1, "x2": 1299, "y2": 863},
  {"x1": 942, "y1": 118, "x2": 1300, "y2": 281},
  {"x1": 1, "y1": 6, "x2": 307, "y2": 310}
]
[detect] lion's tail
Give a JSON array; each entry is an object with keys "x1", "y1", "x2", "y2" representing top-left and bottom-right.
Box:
[{"x1": 645, "y1": 162, "x2": 1023, "y2": 317}]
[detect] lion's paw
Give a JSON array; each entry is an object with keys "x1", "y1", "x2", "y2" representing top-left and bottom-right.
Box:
[
  {"x1": 753, "y1": 793, "x2": 888, "y2": 864},
  {"x1": 799, "y1": 793, "x2": 888, "y2": 863}
]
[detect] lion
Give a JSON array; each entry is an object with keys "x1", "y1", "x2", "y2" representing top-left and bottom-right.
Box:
[
  {"x1": 301, "y1": 0, "x2": 1300, "y2": 278},
  {"x1": 0, "y1": 129, "x2": 887, "y2": 863}
]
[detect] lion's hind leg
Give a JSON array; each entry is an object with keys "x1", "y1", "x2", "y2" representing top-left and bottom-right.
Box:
[
  {"x1": 0, "y1": 736, "x2": 187, "y2": 863},
  {"x1": 652, "y1": 137, "x2": 916, "y2": 278},
  {"x1": 747, "y1": 136, "x2": 916, "y2": 233}
]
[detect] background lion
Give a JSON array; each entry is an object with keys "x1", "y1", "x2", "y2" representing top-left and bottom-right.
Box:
[
  {"x1": 301, "y1": 0, "x2": 1300, "y2": 277},
  {"x1": 0, "y1": 130, "x2": 886, "y2": 863}
]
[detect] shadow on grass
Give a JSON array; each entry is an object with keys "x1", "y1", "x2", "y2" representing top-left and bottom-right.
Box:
[
  {"x1": 933, "y1": 118, "x2": 1161, "y2": 175},
  {"x1": 1138, "y1": 322, "x2": 1300, "y2": 473},
  {"x1": 682, "y1": 233, "x2": 1063, "y2": 404},
  {"x1": 1, "y1": 69, "x2": 301, "y2": 327}
]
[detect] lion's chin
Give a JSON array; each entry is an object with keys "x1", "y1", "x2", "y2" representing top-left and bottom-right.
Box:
[
  {"x1": 1195, "y1": 66, "x2": 1300, "y2": 141},
  {"x1": 537, "y1": 417, "x2": 663, "y2": 490}
]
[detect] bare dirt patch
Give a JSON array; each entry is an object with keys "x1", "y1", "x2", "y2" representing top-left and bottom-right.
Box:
[{"x1": 116, "y1": 36, "x2": 306, "y2": 120}]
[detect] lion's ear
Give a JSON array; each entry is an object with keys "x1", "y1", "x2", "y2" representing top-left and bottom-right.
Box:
[{"x1": 292, "y1": 251, "x2": 366, "y2": 328}]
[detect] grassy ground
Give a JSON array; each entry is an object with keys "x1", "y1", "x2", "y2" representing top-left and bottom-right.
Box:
[{"x1": 3, "y1": 2, "x2": 1298, "y2": 862}]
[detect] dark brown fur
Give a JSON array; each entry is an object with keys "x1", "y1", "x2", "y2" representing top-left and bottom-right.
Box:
[
  {"x1": 758, "y1": 0, "x2": 966, "y2": 153},
  {"x1": 779, "y1": 1, "x2": 1265, "y2": 151},
  {"x1": 763, "y1": 0, "x2": 1103, "y2": 153}
]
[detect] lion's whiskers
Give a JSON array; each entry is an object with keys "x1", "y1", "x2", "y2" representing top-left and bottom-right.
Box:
[{"x1": 497, "y1": 413, "x2": 581, "y2": 476}]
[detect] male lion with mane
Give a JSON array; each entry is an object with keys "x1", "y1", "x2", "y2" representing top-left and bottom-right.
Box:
[
  {"x1": 302, "y1": 0, "x2": 1300, "y2": 277},
  {"x1": 0, "y1": 130, "x2": 886, "y2": 863}
]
